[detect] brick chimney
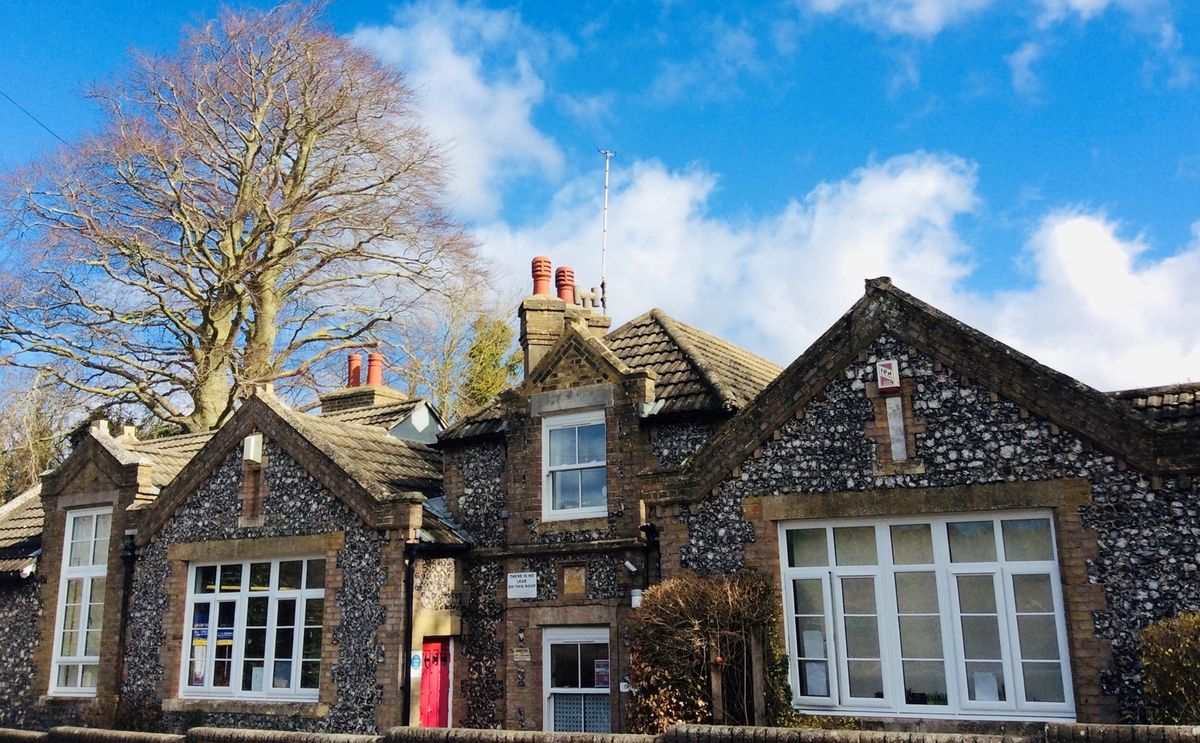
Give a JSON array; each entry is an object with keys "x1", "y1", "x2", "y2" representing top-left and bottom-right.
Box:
[
  {"x1": 519, "y1": 256, "x2": 611, "y2": 378},
  {"x1": 319, "y1": 351, "x2": 407, "y2": 413}
]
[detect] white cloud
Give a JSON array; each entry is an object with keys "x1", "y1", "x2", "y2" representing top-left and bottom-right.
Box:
[
  {"x1": 1035, "y1": 0, "x2": 1113, "y2": 25},
  {"x1": 352, "y1": 2, "x2": 564, "y2": 219},
  {"x1": 795, "y1": 0, "x2": 994, "y2": 37},
  {"x1": 1006, "y1": 41, "x2": 1044, "y2": 97},
  {"x1": 477, "y1": 153, "x2": 1200, "y2": 390},
  {"x1": 649, "y1": 20, "x2": 764, "y2": 102}
]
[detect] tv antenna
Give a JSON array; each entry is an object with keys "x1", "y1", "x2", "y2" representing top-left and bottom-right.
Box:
[{"x1": 599, "y1": 148, "x2": 615, "y2": 314}]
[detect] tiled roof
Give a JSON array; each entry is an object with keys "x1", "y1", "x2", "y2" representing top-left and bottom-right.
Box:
[
  {"x1": 126, "y1": 430, "x2": 217, "y2": 487},
  {"x1": 442, "y1": 308, "x2": 783, "y2": 441},
  {"x1": 0, "y1": 485, "x2": 43, "y2": 576},
  {"x1": 607, "y1": 309, "x2": 782, "y2": 415},
  {"x1": 319, "y1": 399, "x2": 423, "y2": 429},
  {"x1": 1109, "y1": 383, "x2": 1200, "y2": 431},
  {"x1": 276, "y1": 404, "x2": 442, "y2": 499}
]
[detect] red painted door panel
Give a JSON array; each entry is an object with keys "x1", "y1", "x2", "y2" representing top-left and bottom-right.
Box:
[{"x1": 419, "y1": 639, "x2": 450, "y2": 727}]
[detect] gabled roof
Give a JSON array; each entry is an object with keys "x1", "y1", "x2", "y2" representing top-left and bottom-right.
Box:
[
  {"x1": 441, "y1": 308, "x2": 782, "y2": 442},
  {"x1": 665, "y1": 277, "x2": 1196, "y2": 504},
  {"x1": 606, "y1": 309, "x2": 782, "y2": 415},
  {"x1": 125, "y1": 430, "x2": 217, "y2": 487},
  {"x1": 0, "y1": 484, "x2": 42, "y2": 577},
  {"x1": 319, "y1": 399, "x2": 424, "y2": 429}
]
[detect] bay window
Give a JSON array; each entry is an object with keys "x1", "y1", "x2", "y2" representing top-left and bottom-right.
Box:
[
  {"x1": 181, "y1": 557, "x2": 325, "y2": 700},
  {"x1": 51, "y1": 507, "x2": 112, "y2": 695},
  {"x1": 542, "y1": 410, "x2": 607, "y2": 520},
  {"x1": 543, "y1": 627, "x2": 611, "y2": 732},
  {"x1": 779, "y1": 512, "x2": 1073, "y2": 720}
]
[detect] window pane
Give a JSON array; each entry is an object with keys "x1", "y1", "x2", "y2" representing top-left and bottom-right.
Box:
[
  {"x1": 195, "y1": 566, "x2": 217, "y2": 594},
  {"x1": 899, "y1": 616, "x2": 943, "y2": 659},
  {"x1": 245, "y1": 628, "x2": 267, "y2": 658},
  {"x1": 279, "y1": 561, "x2": 303, "y2": 590},
  {"x1": 70, "y1": 515, "x2": 94, "y2": 543},
  {"x1": 277, "y1": 598, "x2": 297, "y2": 627},
  {"x1": 841, "y1": 577, "x2": 876, "y2": 614},
  {"x1": 249, "y1": 562, "x2": 271, "y2": 591},
  {"x1": 57, "y1": 663, "x2": 78, "y2": 688},
  {"x1": 549, "y1": 427, "x2": 576, "y2": 466},
  {"x1": 247, "y1": 596, "x2": 269, "y2": 626},
  {"x1": 799, "y1": 660, "x2": 829, "y2": 697},
  {"x1": 550, "y1": 643, "x2": 580, "y2": 688},
  {"x1": 895, "y1": 572, "x2": 938, "y2": 614},
  {"x1": 966, "y1": 661, "x2": 1006, "y2": 701},
  {"x1": 303, "y1": 628, "x2": 322, "y2": 659},
  {"x1": 956, "y1": 575, "x2": 997, "y2": 613},
  {"x1": 1003, "y1": 519, "x2": 1054, "y2": 561},
  {"x1": 1013, "y1": 574, "x2": 1055, "y2": 613},
  {"x1": 63, "y1": 601, "x2": 81, "y2": 632},
  {"x1": 553, "y1": 470, "x2": 581, "y2": 510},
  {"x1": 1023, "y1": 662, "x2": 1065, "y2": 703},
  {"x1": 305, "y1": 559, "x2": 325, "y2": 589},
  {"x1": 90, "y1": 576, "x2": 106, "y2": 605},
  {"x1": 85, "y1": 629, "x2": 101, "y2": 656},
  {"x1": 1017, "y1": 616, "x2": 1060, "y2": 660},
  {"x1": 793, "y1": 579, "x2": 824, "y2": 616},
  {"x1": 217, "y1": 601, "x2": 236, "y2": 629},
  {"x1": 787, "y1": 529, "x2": 828, "y2": 567},
  {"x1": 275, "y1": 628, "x2": 296, "y2": 659},
  {"x1": 961, "y1": 616, "x2": 1003, "y2": 660},
  {"x1": 65, "y1": 578, "x2": 84, "y2": 605},
  {"x1": 579, "y1": 642, "x2": 609, "y2": 688},
  {"x1": 69, "y1": 540, "x2": 89, "y2": 567},
  {"x1": 219, "y1": 564, "x2": 242, "y2": 592},
  {"x1": 301, "y1": 661, "x2": 321, "y2": 689},
  {"x1": 81, "y1": 665, "x2": 98, "y2": 688},
  {"x1": 834, "y1": 526, "x2": 877, "y2": 566},
  {"x1": 305, "y1": 598, "x2": 324, "y2": 627},
  {"x1": 903, "y1": 661, "x2": 948, "y2": 706},
  {"x1": 844, "y1": 616, "x2": 880, "y2": 658},
  {"x1": 891, "y1": 523, "x2": 934, "y2": 564},
  {"x1": 847, "y1": 660, "x2": 884, "y2": 699},
  {"x1": 577, "y1": 424, "x2": 605, "y2": 464},
  {"x1": 93, "y1": 513, "x2": 112, "y2": 564},
  {"x1": 948, "y1": 521, "x2": 997, "y2": 562},
  {"x1": 243, "y1": 660, "x2": 265, "y2": 691},
  {"x1": 273, "y1": 660, "x2": 292, "y2": 688},
  {"x1": 580, "y1": 467, "x2": 606, "y2": 509},
  {"x1": 61, "y1": 630, "x2": 79, "y2": 656},
  {"x1": 796, "y1": 617, "x2": 827, "y2": 657}
]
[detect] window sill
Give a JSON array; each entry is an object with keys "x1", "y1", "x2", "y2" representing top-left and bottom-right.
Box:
[
  {"x1": 794, "y1": 704, "x2": 1075, "y2": 724},
  {"x1": 37, "y1": 694, "x2": 95, "y2": 705},
  {"x1": 540, "y1": 509, "x2": 609, "y2": 525},
  {"x1": 163, "y1": 698, "x2": 328, "y2": 717}
]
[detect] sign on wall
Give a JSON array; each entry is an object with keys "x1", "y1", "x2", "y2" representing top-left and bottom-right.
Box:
[{"x1": 506, "y1": 571, "x2": 538, "y2": 599}]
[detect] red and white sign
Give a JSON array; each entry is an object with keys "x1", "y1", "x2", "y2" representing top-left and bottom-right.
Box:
[{"x1": 876, "y1": 359, "x2": 901, "y2": 393}]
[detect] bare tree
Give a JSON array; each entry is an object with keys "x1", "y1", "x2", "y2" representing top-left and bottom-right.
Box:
[
  {"x1": 0, "y1": 376, "x2": 80, "y2": 502},
  {"x1": 0, "y1": 3, "x2": 477, "y2": 432}
]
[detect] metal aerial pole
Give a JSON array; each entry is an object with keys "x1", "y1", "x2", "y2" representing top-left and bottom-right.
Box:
[{"x1": 598, "y1": 148, "x2": 615, "y2": 314}]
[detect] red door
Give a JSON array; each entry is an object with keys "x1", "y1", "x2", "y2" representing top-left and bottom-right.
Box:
[{"x1": 419, "y1": 639, "x2": 450, "y2": 727}]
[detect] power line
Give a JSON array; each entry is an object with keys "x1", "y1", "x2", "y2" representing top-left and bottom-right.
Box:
[{"x1": 0, "y1": 85, "x2": 70, "y2": 146}]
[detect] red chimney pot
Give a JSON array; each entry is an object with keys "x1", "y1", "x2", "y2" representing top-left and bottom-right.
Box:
[
  {"x1": 555, "y1": 266, "x2": 575, "y2": 305},
  {"x1": 348, "y1": 353, "x2": 363, "y2": 388},
  {"x1": 532, "y1": 256, "x2": 552, "y2": 296},
  {"x1": 366, "y1": 352, "x2": 384, "y2": 386}
]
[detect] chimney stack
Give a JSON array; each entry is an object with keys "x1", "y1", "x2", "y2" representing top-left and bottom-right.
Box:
[
  {"x1": 348, "y1": 353, "x2": 363, "y2": 388},
  {"x1": 366, "y1": 352, "x2": 384, "y2": 386},
  {"x1": 555, "y1": 266, "x2": 576, "y2": 305}
]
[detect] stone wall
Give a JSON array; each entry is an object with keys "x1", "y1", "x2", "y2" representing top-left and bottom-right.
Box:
[
  {"x1": 457, "y1": 560, "x2": 505, "y2": 728},
  {"x1": 680, "y1": 334, "x2": 1200, "y2": 721},
  {"x1": 446, "y1": 443, "x2": 507, "y2": 549},
  {"x1": 650, "y1": 422, "x2": 717, "y2": 471},
  {"x1": 120, "y1": 444, "x2": 387, "y2": 733},
  {"x1": 0, "y1": 578, "x2": 43, "y2": 728}
]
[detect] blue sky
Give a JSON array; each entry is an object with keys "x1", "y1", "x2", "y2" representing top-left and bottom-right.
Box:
[{"x1": 2, "y1": 0, "x2": 1199, "y2": 389}]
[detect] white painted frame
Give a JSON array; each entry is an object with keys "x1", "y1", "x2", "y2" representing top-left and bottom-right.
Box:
[
  {"x1": 541, "y1": 410, "x2": 607, "y2": 521},
  {"x1": 777, "y1": 510, "x2": 1075, "y2": 722},
  {"x1": 179, "y1": 557, "x2": 324, "y2": 701},
  {"x1": 542, "y1": 626, "x2": 612, "y2": 732},
  {"x1": 49, "y1": 506, "x2": 112, "y2": 696}
]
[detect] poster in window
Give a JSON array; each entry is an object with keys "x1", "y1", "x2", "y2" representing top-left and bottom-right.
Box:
[
  {"x1": 594, "y1": 659, "x2": 610, "y2": 688},
  {"x1": 217, "y1": 628, "x2": 235, "y2": 646}
]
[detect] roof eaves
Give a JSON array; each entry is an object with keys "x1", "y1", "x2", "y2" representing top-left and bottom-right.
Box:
[{"x1": 650, "y1": 308, "x2": 739, "y2": 411}]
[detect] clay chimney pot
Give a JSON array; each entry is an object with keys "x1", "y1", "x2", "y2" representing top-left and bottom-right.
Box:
[
  {"x1": 555, "y1": 266, "x2": 576, "y2": 305},
  {"x1": 532, "y1": 256, "x2": 553, "y2": 296},
  {"x1": 366, "y1": 352, "x2": 384, "y2": 386},
  {"x1": 348, "y1": 353, "x2": 363, "y2": 388}
]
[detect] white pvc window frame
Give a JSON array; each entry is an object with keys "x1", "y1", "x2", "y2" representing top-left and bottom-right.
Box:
[
  {"x1": 179, "y1": 557, "x2": 325, "y2": 702},
  {"x1": 541, "y1": 409, "x2": 607, "y2": 521},
  {"x1": 50, "y1": 506, "x2": 112, "y2": 696},
  {"x1": 542, "y1": 626, "x2": 612, "y2": 732},
  {"x1": 778, "y1": 511, "x2": 1075, "y2": 722}
]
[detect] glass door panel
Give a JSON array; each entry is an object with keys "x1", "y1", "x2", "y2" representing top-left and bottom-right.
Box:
[
  {"x1": 838, "y1": 576, "x2": 884, "y2": 701},
  {"x1": 895, "y1": 571, "x2": 948, "y2": 706},
  {"x1": 791, "y1": 577, "x2": 831, "y2": 698},
  {"x1": 955, "y1": 574, "x2": 1007, "y2": 703}
]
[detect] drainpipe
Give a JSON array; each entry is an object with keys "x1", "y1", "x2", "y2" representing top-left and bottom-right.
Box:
[
  {"x1": 114, "y1": 534, "x2": 137, "y2": 717},
  {"x1": 400, "y1": 542, "x2": 417, "y2": 727},
  {"x1": 638, "y1": 522, "x2": 660, "y2": 590}
]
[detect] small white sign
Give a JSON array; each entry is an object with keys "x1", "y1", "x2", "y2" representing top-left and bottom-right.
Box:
[
  {"x1": 876, "y1": 359, "x2": 901, "y2": 393},
  {"x1": 507, "y1": 571, "x2": 538, "y2": 599}
]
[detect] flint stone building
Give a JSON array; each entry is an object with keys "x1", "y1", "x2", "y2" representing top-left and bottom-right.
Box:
[{"x1": 0, "y1": 256, "x2": 1197, "y2": 735}]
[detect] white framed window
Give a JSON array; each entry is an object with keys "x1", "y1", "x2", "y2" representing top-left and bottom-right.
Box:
[
  {"x1": 180, "y1": 557, "x2": 325, "y2": 701},
  {"x1": 778, "y1": 511, "x2": 1074, "y2": 721},
  {"x1": 51, "y1": 506, "x2": 112, "y2": 695},
  {"x1": 542, "y1": 410, "x2": 607, "y2": 520},
  {"x1": 543, "y1": 627, "x2": 611, "y2": 732}
]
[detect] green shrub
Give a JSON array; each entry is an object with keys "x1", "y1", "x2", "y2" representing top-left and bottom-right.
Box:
[{"x1": 1140, "y1": 611, "x2": 1200, "y2": 724}]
